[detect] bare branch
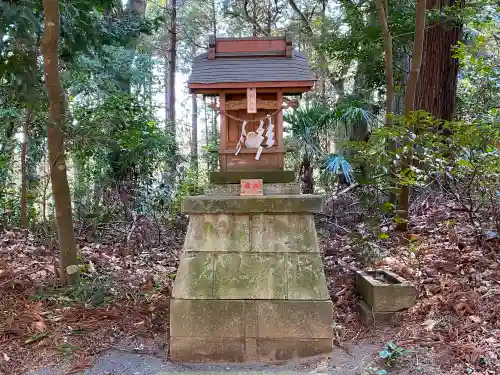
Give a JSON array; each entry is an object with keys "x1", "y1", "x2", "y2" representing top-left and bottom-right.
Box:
[{"x1": 287, "y1": 0, "x2": 313, "y2": 36}]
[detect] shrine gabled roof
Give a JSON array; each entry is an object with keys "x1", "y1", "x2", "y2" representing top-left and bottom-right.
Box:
[{"x1": 187, "y1": 50, "x2": 315, "y2": 85}]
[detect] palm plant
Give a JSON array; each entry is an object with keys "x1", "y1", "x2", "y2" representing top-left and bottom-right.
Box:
[
  {"x1": 284, "y1": 101, "x2": 335, "y2": 193},
  {"x1": 334, "y1": 100, "x2": 380, "y2": 142},
  {"x1": 284, "y1": 100, "x2": 379, "y2": 193}
]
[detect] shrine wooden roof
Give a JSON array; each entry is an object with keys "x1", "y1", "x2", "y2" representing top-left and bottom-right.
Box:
[{"x1": 188, "y1": 35, "x2": 315, "y2": 94}]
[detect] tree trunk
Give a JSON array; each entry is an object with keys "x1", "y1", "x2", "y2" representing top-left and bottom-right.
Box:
[
  {"x1": 396, "y1": 0, "x2": 426, "y2": 231},
  {"x1": 191, "y1": 46, "x2": 198, "y2": 179},
  {"x1": 211, "y1": 0, "x2": 217, "y2": 36},
  {"x1": 316, "y1": 0, "x2": 327, "y2": 99},
  {"x1": 375, "y1": 0, "x2": 396, "y2": 203},
  {"x1": 42, "y1": 0, "x2": 79, "y2": 285},
  {"x1": 166, "y1": 0, "x2": 177, "y2": 127},
  {"x1": 212, "y1": 97, "x2": 217, "y2": 138},
  {"x1": 300, "y1": 156, "x2": 314, "y2": 194},
  {"x1": 20, "y1": 106, "x2": 32, "y2": 229},
  {"x1": 415, "y1": 0, "x2": 462, "y2": 121},
  {"x1": 252, "y1": 0, "x2": 257, "y2": 36}
]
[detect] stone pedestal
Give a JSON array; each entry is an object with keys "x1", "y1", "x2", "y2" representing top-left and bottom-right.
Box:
[{"x1": 169, "y1": 183, "x2": 333, "y2": 362}]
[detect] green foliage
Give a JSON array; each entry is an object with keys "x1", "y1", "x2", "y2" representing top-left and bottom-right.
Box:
[
  {"x1": 347, "y1": 111, "x2": 500, "y2": 231},
  {"x1": 455, "y1": 24, "x2": 499, "y2": 122},
  {"x1": 379, "y1": 342, "x2": 413, "y2": 367},
  {"x1": 284, "y1": 101, "x2": 335, "y2": 160},
  {"x1": 32, "y1": 276, "x2": 115, "y2": 307},
  {"x1": 70, "y1": 91, "x2": 173, "y2": 220},
  {"x1": 171, "y1": 167, "x2": 204, "y2": 217}
]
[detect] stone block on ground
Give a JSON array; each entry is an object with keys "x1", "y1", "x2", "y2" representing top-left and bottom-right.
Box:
[
  {"x1": 355, "y1": 269, "x2": 417, "y2": 312},
  {"x1": 170, "y1": 299, "x2": 245, "y2": 337},
  {"x1": 170, "y1": 191, "x2": 332, "y2": 363},
  {"x1": 257, "y1": 339, "x2": 333, "y2": 362},
  {"x1": 358, "y1": 300, "x2": 394, "y2": 326},
  {"x1": 257, "y1": 300, "x2": 333, "y2": 339},
  {"x1": 170, "y1": 337, "x2": 246, "y2": 362}
]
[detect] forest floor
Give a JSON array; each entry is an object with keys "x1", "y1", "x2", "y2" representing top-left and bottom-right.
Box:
[{"x1": 0, "y1": 195, "x2": 499, "y2": 375}]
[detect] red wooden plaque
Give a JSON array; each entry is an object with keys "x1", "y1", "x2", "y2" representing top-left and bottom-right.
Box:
[
  {"x1": 247, "y1": 88, "x2": 257, "y2": 113},
  {"x1": 240, "y1": 179, "x2": 263, "y2": 196}
]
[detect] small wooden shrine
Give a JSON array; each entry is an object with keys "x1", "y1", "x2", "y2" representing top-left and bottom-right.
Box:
[
  {"x1": 169, "y1": 35, "x2": 332, "y2": 363},
  {"x1": 188, "y1": 34, "x2": 315, "y2": 172}
]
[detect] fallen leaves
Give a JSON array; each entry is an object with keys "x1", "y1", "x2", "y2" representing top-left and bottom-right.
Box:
[{"x1": 0, "y1": 225, "x2": 182, "y2": 375}]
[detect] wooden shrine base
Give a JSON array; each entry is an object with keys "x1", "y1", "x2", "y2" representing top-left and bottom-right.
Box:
[{"x1": 209, "y1": 170, "x2": 295, "y2": 184}]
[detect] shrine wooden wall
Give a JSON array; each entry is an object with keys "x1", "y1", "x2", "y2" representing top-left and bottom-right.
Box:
[{"x1": 219, "y1": 91, "x2": 284, "y2": 171}]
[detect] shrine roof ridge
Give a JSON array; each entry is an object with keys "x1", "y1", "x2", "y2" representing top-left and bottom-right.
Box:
[{"x1": 188, "y1": 50, "x2": 315, "y2": 85}]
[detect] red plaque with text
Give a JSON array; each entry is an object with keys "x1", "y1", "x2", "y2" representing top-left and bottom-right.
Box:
[{"x1": 240, "y1": 179, "x2": 263, "y2": 196}]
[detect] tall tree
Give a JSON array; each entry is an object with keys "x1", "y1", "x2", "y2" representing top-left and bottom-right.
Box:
[
  {"x1": 20, "y1": 106, "x2": 32, "y2": 229},
  {"x1": 166, "y1": 0, "x2": 177, "y2": 128},
  {"x1": 375, "y1": 0, "x2": 396, "y2": 203},
  {"x1": 397, "y1": 0, "x2": 426, "y2": 231},
  {"x1": 415, "y1": 0, "x2": 463, "y2": 120},
  {"x1": 42, "y1": 0, "x2": 79, "y2": 285},
  {"x1": 191, "y1": 46, "x2": 198, "y2": 178}
]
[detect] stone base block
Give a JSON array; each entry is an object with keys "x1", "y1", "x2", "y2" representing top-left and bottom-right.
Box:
[
  {"x1": 170, "y1": 299, "x2": 333, "y2": 339},
  {"x1": 170, "y1": 337, "x2": 246, "y2": 362},
  {"x1": 358, "y1": 300, "x2": 394, "y2": 326},
  {"x1": 205, "y1": 183, "x2": 301, "y2": 196},
  {"x1": 172, "y1": 252, "x2": 329, "y2": 300},
  {"x1": 257, "y1": 339, "x2": 333, "y2": 362},
  {"x1": 170, "y1": 337, "x2": 332, "y2": 363},
  {"x1": 182, "y1": 195, "x2": 323, "y2": 214},
  {"x1": 170, "y1": 299, "x2": 333, "y2": 362}
]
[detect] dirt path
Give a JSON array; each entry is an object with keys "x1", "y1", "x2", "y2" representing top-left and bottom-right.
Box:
[{"x1": 26, "y1": 338, "x2": 441, "y2": 375}]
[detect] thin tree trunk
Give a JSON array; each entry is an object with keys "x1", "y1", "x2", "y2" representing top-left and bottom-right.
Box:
[
  {"x1": 191, "y1": 45, "x2": 198, "y2": 179},
  {"x1": 20, "y1": 106, "x2": 33, "y2": 229},
  {"x1": 166, "y1": 0, "x2": 177, "y2": 128},
  {"x1": 204, "y1": 97, "x2": 208, "y2": 144},
  {"x1": 316, "y1": 0, "x2": 327, "y2": 99},
  {"x1": 42, "y1": 0, "x2": 79, "y2": 285},
  {"x1": 403, "y1": 0, "x2": 426, "y2": 115},
  {"x1": 190, "y1": 94, "x2": 198, "y2": 174},
  {"x1": 375, "y1": 0, "x2": 396, "y2": 203},
  {"x1": 211, "y1": 0, "x2": 217, "y2": 36},
  {"x1": 212, "y1": 97, "x2": 217, "y2": 138},
  {"x1": 396, "y1": 0, "x2": 426, "y2": 231},
  {"x1": 252, "y1": 0, "x2": 257, "y2": 36},
  {"x1": 394, "y1": 52, "x2": 411, "y2": 114}
]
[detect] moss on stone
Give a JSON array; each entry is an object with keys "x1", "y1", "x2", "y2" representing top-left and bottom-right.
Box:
[
  {"x1": 213, "y1": 253, "x2": 286, "y2": 299},
  {"x1": 182, "y1": 196, "x2": 323, "y2": 214},
  {"x1": 250, "y1": 214, "x2": 319, "y2": 252},
  {"x1": 172, "y1": 252, "x2": 214, "y2": 299},
  {"x1": 286, "y1": 254, "x2": 329, "y2": 300},
  {"x1": 184, "y1": 214, "x2": 250, "y2": 252}
]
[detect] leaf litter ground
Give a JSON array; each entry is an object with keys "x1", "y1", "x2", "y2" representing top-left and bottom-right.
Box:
[{"x1": 0, "y1": 197, "x2": 498, "y2": 375}]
